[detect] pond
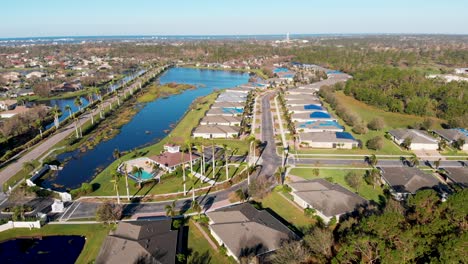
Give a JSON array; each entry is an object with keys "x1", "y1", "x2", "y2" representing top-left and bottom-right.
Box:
[
  {"x1": 0, "y1": 235, "x2": 85, "y2": 264},
  {"x1": 38, "y1": 68, "x2": 249, "y2": 191}
]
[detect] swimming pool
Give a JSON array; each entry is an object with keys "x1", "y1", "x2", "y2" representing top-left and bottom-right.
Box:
[
  {"x1": 223, "y1": 107, "x2": 244, "y2": 114},
  {"x1": 130, "y1": 170, "x2": 154, "y2": 181}
]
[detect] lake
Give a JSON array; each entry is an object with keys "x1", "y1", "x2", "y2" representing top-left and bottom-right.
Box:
[
  {"x1": 39, "y1": 68, "x2": 249, "y2": 190},
  {"x1": 0, "y1": 235, "x2": 85, "y2": 264}
]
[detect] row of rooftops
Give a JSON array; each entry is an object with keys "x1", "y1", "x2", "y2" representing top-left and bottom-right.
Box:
[{"x1": 388, "y1": 128, "x2": 468, "y2": 149}]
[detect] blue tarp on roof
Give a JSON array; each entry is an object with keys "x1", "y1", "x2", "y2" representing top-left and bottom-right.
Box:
[
  {"x1": 310, "y1": 112, "x2": 331, "y2": 118},
  {"x1": 336, "y1": 132, "x2": 355, "y2": 140},
  {"x1": 304, "y1": 104, "x2": 323, "y2": 110},
  {"x1": 298, "y1": 121, "x2": 343, "y2": 129},
  {"x1": 455, "y1": 128, "x2": 468, "y2": 136}
]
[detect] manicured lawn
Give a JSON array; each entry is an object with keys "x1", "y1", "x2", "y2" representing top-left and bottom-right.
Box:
[
  {"x1": 187, "y1": 221, "x2": 234, "y2": 264},
  {"x1": 289, "y1": 168, "x2": 383, "y2": 202},
  {"x1": 260, "y1": 191, "x2": 316, "y2": 230},
  {"x1": 0, "y1": 224, "x2": 111, "y2": 264}
]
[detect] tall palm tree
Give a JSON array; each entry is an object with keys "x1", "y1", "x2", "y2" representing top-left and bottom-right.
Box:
[
  {"x1": 368, "y1": 154, "x2": 378, "y2": 167},
  {"x1": 165, "y1": 200, "x2": 177, "y2": 217},
  {"x1": 186, "y1": 140, "x2": 193, "y2": 174},
  {"x1": 409, "y1": 154, "x2": 419, "y2": 167},
  {"x1": 191, "y1": 199, "x2": 202, "y2": 218},
  {"x1": 34, "y1": 119, "x2": 43, "y2": 138},
  {"x1": 212, "y1": 141, "x2": 216, "y2": 179},
  {"x1": 64, "y1": 104, "x2": 73, "y2": 118},
  {"x1": 223, "y1": 144, "x2": 231, "y2": 180},
  {"x1": 112, "y1": 149, "x2": 121, "y2": 160},
  {"x1": 131, "y1": 166, "x2": 144, "y2": 188},
  {"x1": 52, "y1": 105, "x2": 60, "y2": 129},
  {"x1": 74, "y1": 97, "x2": 83, "y2": 112},
  {"x1": 181, "y1": 152, "x2": 187, "y2": 195},
  {"x1": 73, "y1": 117, "x2": 80, "y2": 138},
  {"x1": 434, "y1": 158, "x2": 442, "y2": 170},
  {"x1": 87, "y1": 90, "x2": 94, "y2": 104},
  {"x1": 121, "y1": 163, "x2": 130, "y2": 201},
  {"x1": 366, "y1": 169, "x2": 380, "y2": 190},
  {"x1": 111, "y1": 172, "x2": 121, "y2": 204}
]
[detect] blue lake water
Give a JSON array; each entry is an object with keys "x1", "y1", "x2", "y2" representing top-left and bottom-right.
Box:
[
  {"x1": 0, "y1": 236, "x2": 85, "y2": 264},
  {"x1": 42, "y1": 69, "x2": 145, "y2": 130},
  {"x1": 39, "y1": 68, "x2": 248, "y2": 190}
]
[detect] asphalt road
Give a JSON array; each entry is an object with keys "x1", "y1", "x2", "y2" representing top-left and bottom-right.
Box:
[{"x1": 62, "y1": 92, "x2": 282, "y2": 220}]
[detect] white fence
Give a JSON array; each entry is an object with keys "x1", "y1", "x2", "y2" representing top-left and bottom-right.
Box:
[{"x1": 0, "y1": 220, "x2": 41, "y2": 232}]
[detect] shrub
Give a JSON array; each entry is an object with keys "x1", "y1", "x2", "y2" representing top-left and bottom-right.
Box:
[
  {"x1": 366, "y1": 136, "x2": 385, "y2": 150},
  {"x1": 353, "y1": 122, "x2": 368, "y2": 134},
  {"x1": 304, "y1": 208, "x2": 316, "y2": 218},
  {"x1": 368, "y1": 117, "x2": 385, "y2": 130}
]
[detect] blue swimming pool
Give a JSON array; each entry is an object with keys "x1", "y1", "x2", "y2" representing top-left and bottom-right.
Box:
[
  {"x1": 223, "y1": 107, "x2": 243, "y2": 114},
  {"x1": 130, "y1": 170, "x2": 154, "y2": 181},
  {"x1": 274, "y1": 67, "x2": 289, "y2": 73},
  {"x1": 309, "y1": 112, "x2": 331, "y2": 118}
]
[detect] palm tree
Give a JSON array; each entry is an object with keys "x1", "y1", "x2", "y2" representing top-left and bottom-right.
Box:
[
  {"x1": 52, "y1": 105, "x2": 60, "y2": 129},
  {"x1": 113, "y1": 148, "x2": 121, "y2": 160},
  {"x1": 223, "y1": 144, "x2": 231, "y2": 180},
  {"x1": 212, "y1": 141, "x2": 216, "y2": 179},
  {"x1": 74, "y1": 97, "x2": 83, "y2": 112},
  {"x1": 34, "y1": 119, "x2": 43, "y2": 138},
  {"x1": 131, "y1": 166, "x2": 144, "y2": 188},
  {"x1": 434, "y1": 158, "x2": 441, "y2": 170},
  {"x1": 186, "y1": 140, "x2": 193, "y2": 174},
  {"x1": 235, "y1": 189, "x2": 247, "y2": 202},
  {"x1": 121, "y1": 163, "x2": 130, "y2": 201},
  {"x1": 191, "y1": 199, "x2": 202, "y2": 218},
  {"x1": 165, "y1": 200, "x2": 177, "y2": 217},
  {"x1": 194, "y1": 144, "x2": 205, "y2": 176},
  {"x1": 438, "y1": 140, "x2": 447, "y2": 151},
  {"x1": 366, "y1": 169, "x2": 380, "y2": 190},
  {"x1": 181, "y1": 153, "x2": 187, "y2": 195},
  {"x1": 73, "y1": 117, "x2": 80, "y2": 138},
  {"x1": 64, "y1": 104, "x2": 73, "y2": 118},
  {"x1": 111, "y1": 172, "x2": 121, "y2": 204},
  {"x1": 368, "y1": 154, "x2": 378, "y2": 167},
  {"x1": 409, "y1": 154, "x2": 419, "y2": 167},
  {"x1": 87, "y1": 90, "x2": 94, "y2": 104}
]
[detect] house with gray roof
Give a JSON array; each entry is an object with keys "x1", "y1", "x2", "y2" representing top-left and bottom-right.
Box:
[
  {"x1": 200, "y1": 115, "x2": 242, "y2": 126},
  {"x1": 206, "y1": 203, "x2": 298, "y2": 262},
  {"x1": 289, "y1": 104, "x2": 325, "y2": 114},
  {"x1": 288, "y1": 179, "x2": 367, "y2": 223},
  {"x1": 433, "y1": 129, "x2": 468, "y2": 151},
  {"x1": 379, "y1": 167, "x2": 441, "y2": 200},
  {"x1": 440, "y1": 167, "x2": 468, "y2": 189},
  {"x1": 286, "y1": 99, "x2": 322, "y2": 107},
  {"x1": 285, "y1": 94, "x2": 319, "y2": 101},
  {"x1": 388, "y1": 129, "x2": 438, "y2": 150},
  {"x1": 211, "y1": 101, "x2": 244, "y2": 109},
  {"x1": 96, "y1": 219, "x2": 179, "y2": 264},
  {"x1": 192, "y1": 125, "x2": 240, "y2": 139},
  {"x1": 206, "y1": 107, "x2": 243, "y2": 117},
  {"x1": 299, "y1": 131, "x2": 358, "y2": 149}
]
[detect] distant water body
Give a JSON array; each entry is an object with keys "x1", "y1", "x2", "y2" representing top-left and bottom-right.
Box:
[{"x1": 0, "y1": 34, "x2": 354, "y2": 46}]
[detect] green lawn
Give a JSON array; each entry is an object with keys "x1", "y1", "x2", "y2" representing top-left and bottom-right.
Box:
[
  {"x1": 260, "y1": 191, "x2": 316, "y2": 230},
  {"x1": 289, "y1": 168, "x2": 383, "y2": 202},
  {"x1": 0, "y1": 224, "x2": 111, "y2": 264},
  {"x1": 187, "y1": 221, "x2": 234, "y2": 264},
  {"x1": 87, "y1": 92, "x2": 248, "y2": 196}
]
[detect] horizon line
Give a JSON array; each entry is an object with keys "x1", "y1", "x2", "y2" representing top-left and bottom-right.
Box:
[{"x1": 1, "y1": 32, "x2": 468, "y2": 40}]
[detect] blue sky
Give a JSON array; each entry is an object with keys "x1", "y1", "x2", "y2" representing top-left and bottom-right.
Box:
[{"x1": 1, "y1": 0, "x2": 467, "y2": 37}]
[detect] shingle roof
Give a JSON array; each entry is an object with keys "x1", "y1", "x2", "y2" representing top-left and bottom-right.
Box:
[
  {"x1": 433, "y1": 129, "x2": 468, "y2": 142},
  {"x1": 149, "y1": 151, "x2": 198, "y2": 168},
  {"x1": 442, "y1": 167, "x2": 468, "y2": 188},
  {"x1": 288, "y1": 179, "x2": 367, "y2": 217},
  {"x1": 207, "y1": 203, "x2": 297, "y2": 260},
  {"x1": 96, "y1": 219, "x2": 178, "y2": 264},
  {"x1": 388, "y1": 129, "x2": 438, "y2": 144},
  {"x1": 299, "y1": 132, "x2": 356, "y2": 143},
  {"x1": 193, "y1": 125, "x2": 240, "y2": 135},
  {"x1": 200, "y1": 115, "x2": 242, "y2": 125},
  {"x1": 379, "y1": 167, "x2": 440, "y2": 194},
  {"x1": 211, "y1": 101, "x2": 244, "y2": 109}
]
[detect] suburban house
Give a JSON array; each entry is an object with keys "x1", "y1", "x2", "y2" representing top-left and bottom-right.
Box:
[
  {"x1": 0, "y1": 105, "x2": 32, "y2": 118},
  {"x1": 288, "y1": 179, "x2": 367, "y2": 223},
  {"x1": 287, "y1": 88, "x2": 318, "y2": 95},
  {"x1": 200, "y1": 115, "x2": 242, "y2": 126},
  {"x1": 454, "y1": 68, "x2": 468, "y2": 74},
  {"x1": 286, "y1": 99, "x2": 322, "y2": 107},
  {"x1": 292, "y1": 112, "x2": 336, "y2": 122},
  {"x1": 379, "y1": 167, "x2": 441, "y2": 200},
  {"x1": 299, "y1": 131, "x2": 359, "y2": 149},
  {"x1": 96, "y1": 219, "x2": 179, "y2": 264},
  {"x1": 205, "y1": 108, "x2": 243, "y2": 117},
  {"x1": 25, "y1": 71, "x2": 46, "y2": 79},
  {"x1": 206, "y1": 203, "x2": 298, "y2": 263},
  {"x1": 211, "y1": 101, "x2": 244, "y2": 109},
  {"x1": 440, "y1": 167, "x2": 468, "y2": 188},
  {"x1": 433, "y1": 129, "x2": 468, "y2": 151},
  {"x1": 192, "y1": 125, "x2": 240, "y2": 139},
  {"x1": 148, "y1": 144, "x2": 198, "y2": 172},
  {"x1": 215, "y1": 94, "x2": 246, "y2": 103},
  {"x1": 285, "y1": 94, "x2": 319, "y2": 101},
  {"x1": 51, "y1": 81, "x2": 83, "y2": 92},
  {"x1": 0, "y1": 99, "x2": 17, "y2": 110},
  {"x1": 288, "y1": 104, "x2": 325, "y2": 114},
  {"x1": 296, "y1": 120, "x2": 344, "y2": 133},
  {"x1": 388, "y1": 129, "x2": 439, "y2": 150}
]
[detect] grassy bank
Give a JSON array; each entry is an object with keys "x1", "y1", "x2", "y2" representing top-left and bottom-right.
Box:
[
  {"x1": 289, "y1": 168, "x2": 384, "y2": 202},
  {"x1": 0, "y1": 224, "x2": 111, "y2": 264}
]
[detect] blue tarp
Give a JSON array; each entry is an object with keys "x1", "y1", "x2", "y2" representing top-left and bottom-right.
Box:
[{"x1": 310, "y1": 112, "x2": 331, "y2": 118}]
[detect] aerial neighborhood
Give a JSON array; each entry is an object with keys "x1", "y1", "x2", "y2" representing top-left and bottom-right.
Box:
[{"x1": 0, "y1": 32, "x2": 466, "y2": 263}]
